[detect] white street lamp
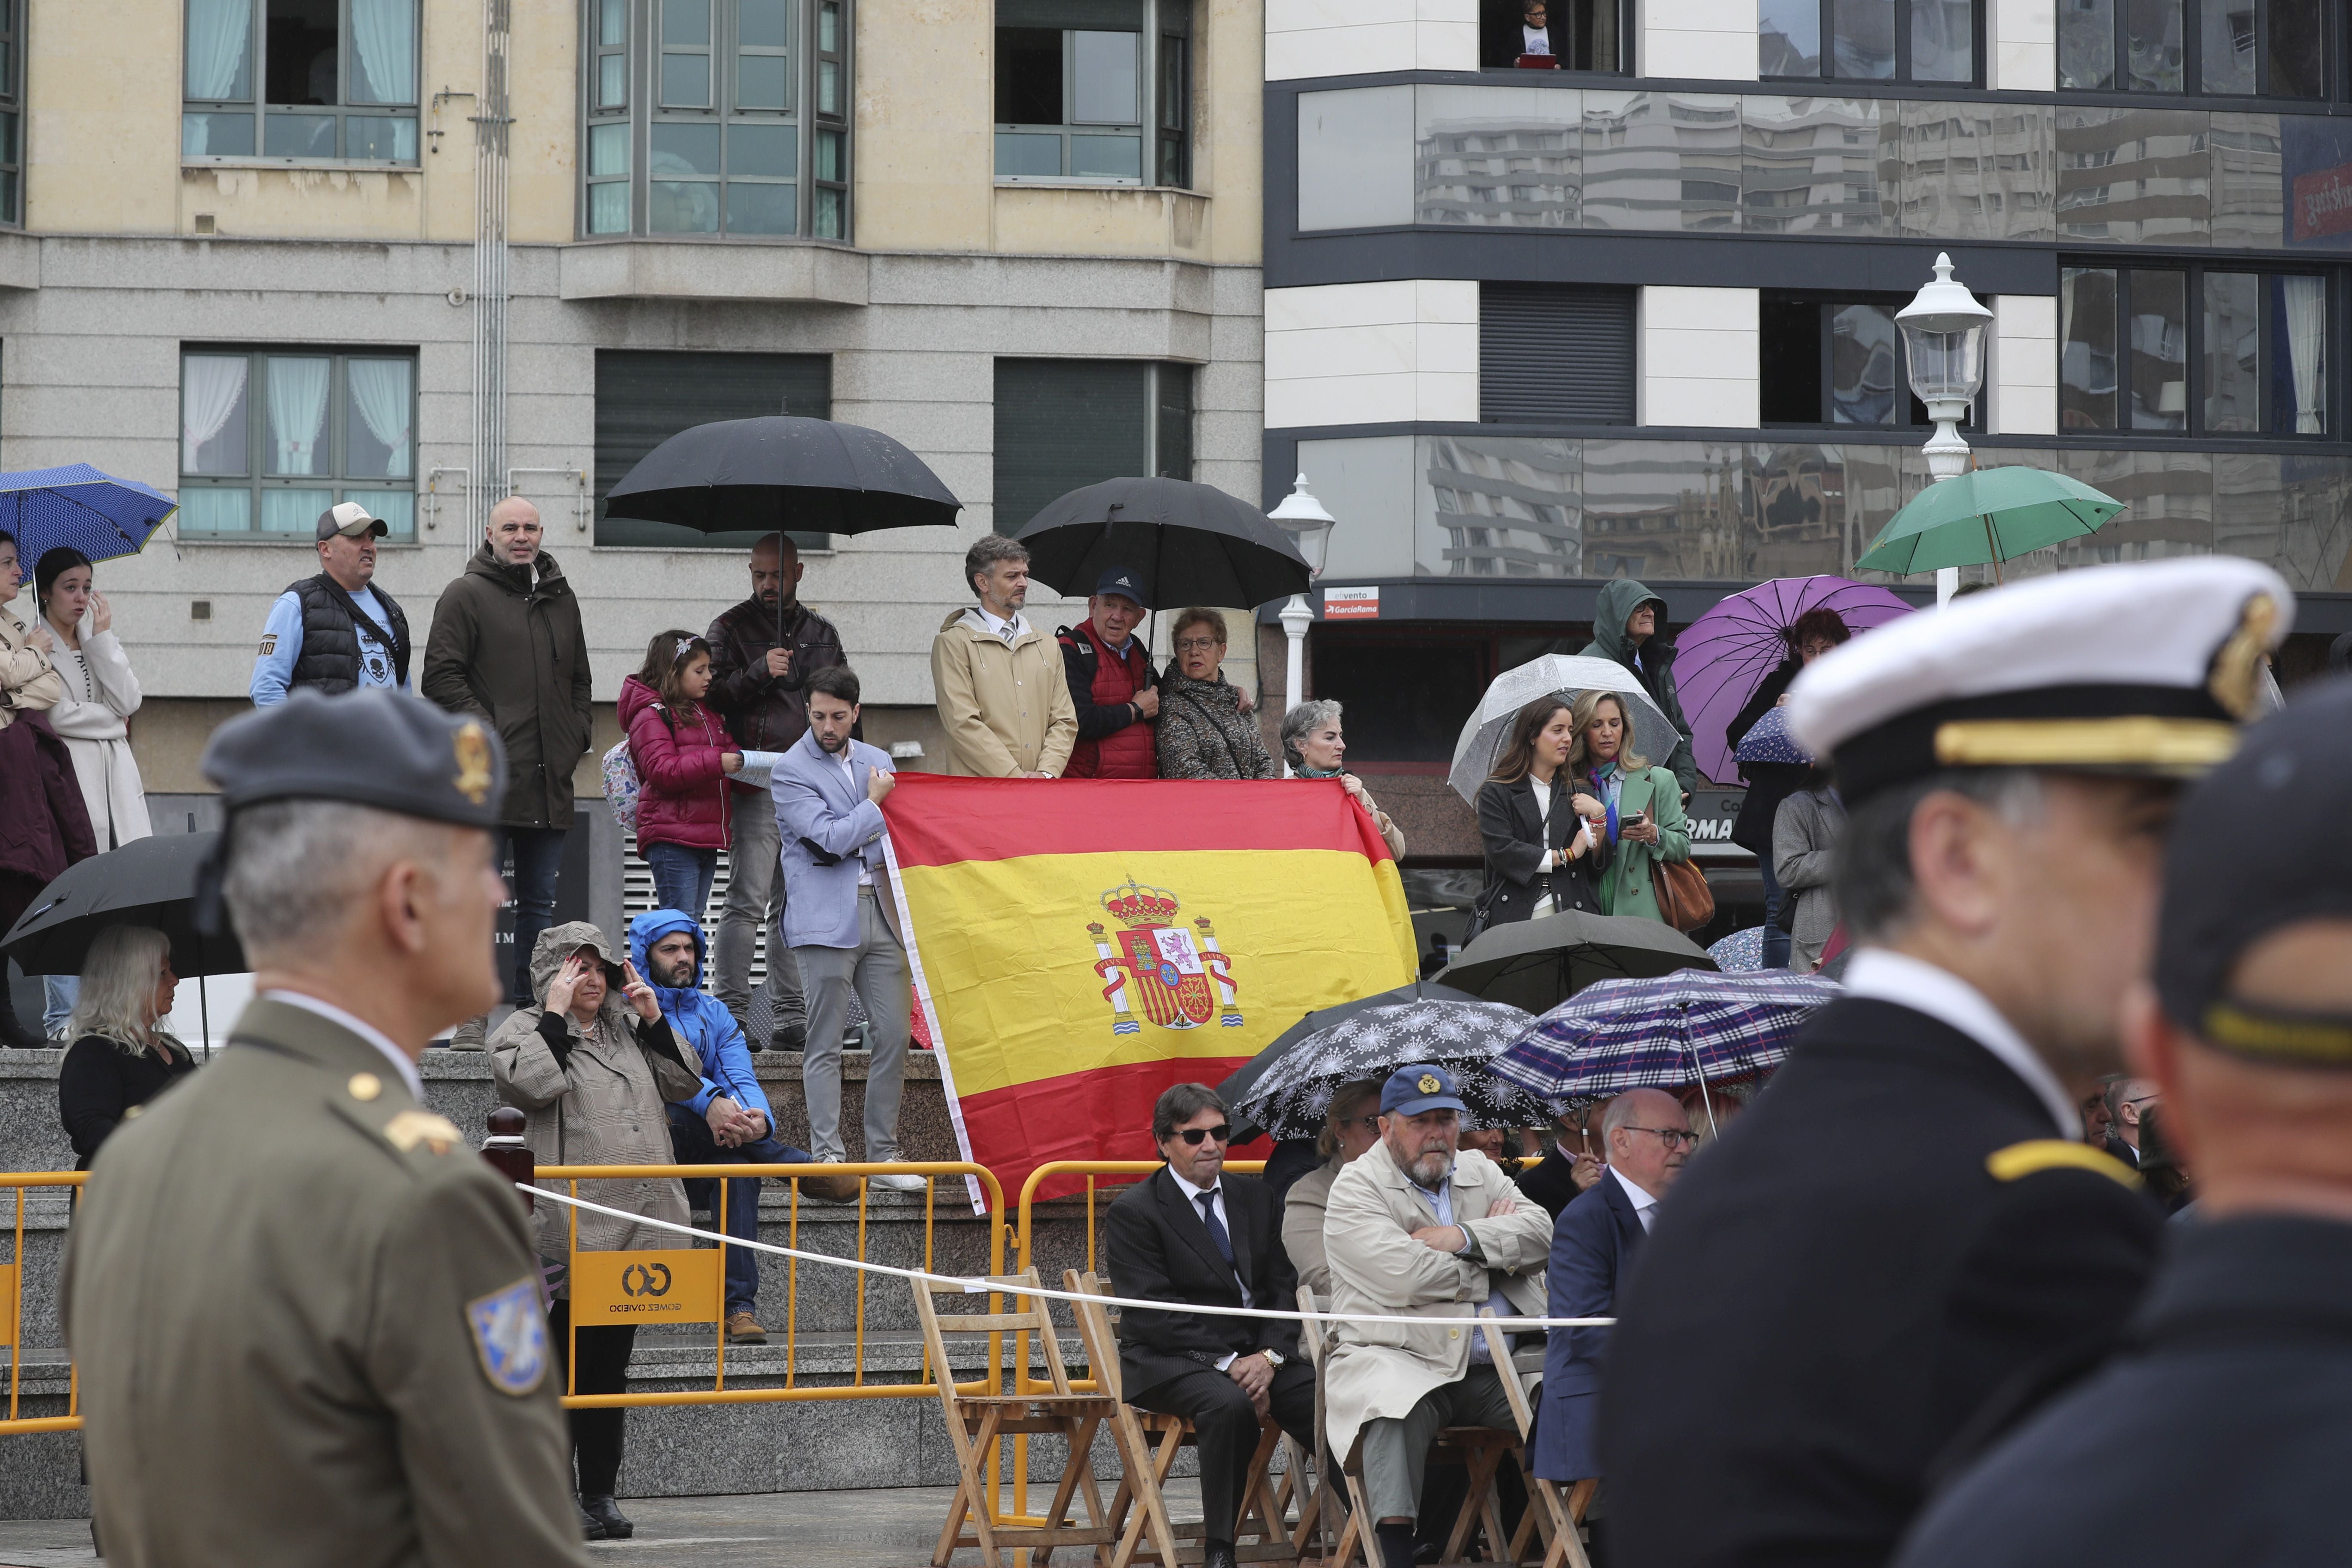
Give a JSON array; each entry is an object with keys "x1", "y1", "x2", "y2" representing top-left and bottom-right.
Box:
[
  {"x1": 1896, "y1": 251, "x2": 1993, "y2": 605},
  {"x1": 1267, "y1": 472, "x2": 1336, "y2": 741}
]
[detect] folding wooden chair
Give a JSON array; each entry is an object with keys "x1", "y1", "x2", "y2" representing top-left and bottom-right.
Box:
[
  {"x1": 912, "y1": 1266, "x2": 1131, "y2": 1568},
  {"x1": 1063, "y1": 1270, "x2": 1301, "y2": 1568},
  {"x1": 1479, "y1": 1310, "x2": 1594, "y2": 1568}
]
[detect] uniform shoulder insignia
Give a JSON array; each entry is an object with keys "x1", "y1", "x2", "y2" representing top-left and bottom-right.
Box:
[
  {"x1": 466, "y1": 1277, "x2": 549, "y2": 1396},
  {"x1": 1985, "y1": 1139, "x2": 2140, "y2": 1188},
  {"x1": 383, "y1": 1109, "x2": 463, "y2": 1155}
]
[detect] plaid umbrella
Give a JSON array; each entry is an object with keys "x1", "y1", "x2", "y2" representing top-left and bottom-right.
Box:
[
  {"x1": 1484, "y1": 969, "x2": 1839, "y2": 1108},
  {"x1": 1233, "y1": 1000, "x2": 1548, "y2": 1140}
]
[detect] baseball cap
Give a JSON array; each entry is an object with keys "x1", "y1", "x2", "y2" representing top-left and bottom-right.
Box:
[
  {"x1": 2156, "y1": 679, "x2": 2352, "y2": 1066},
  {"x1": 317, "y1": 501, "x2": 389, "y2": 541},
  {"x1": 1381, "y1": 1063, "x2": 1469, "y2": 1118},
  {"x1": 1094, "y1": 567, "x2": 1146, "y2": 604}
]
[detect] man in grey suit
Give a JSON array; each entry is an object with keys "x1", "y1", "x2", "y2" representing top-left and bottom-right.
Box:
[{"x1": 771, "y1": 665, "x2": 922, "y2": 1191}]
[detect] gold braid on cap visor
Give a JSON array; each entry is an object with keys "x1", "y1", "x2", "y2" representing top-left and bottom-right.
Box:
[
  {"x1": 2201, "y1": 1001, "x2": 2352, "y2": 1066},
  {"x1": 1932, "y1": 716, "x2": 2241, "y2": 771}
]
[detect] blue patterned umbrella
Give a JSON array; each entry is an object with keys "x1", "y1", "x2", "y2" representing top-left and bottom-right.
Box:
[
  {"x1": 0, "y1": 464, "x2": 179, "y2": 567},
  {"x1": 1706, "y1": 925, "x2": 1766, "y2": 973},
  {"x1": 1733, "y1": 704, "x2": 1812, "y2": 766},
  {"x1": 1234, "y1": 999, "x2": 1548, "y2": 1139},
  {"x1": 1484, "y1": 969, "x2": 1839, "y2": 1107}
]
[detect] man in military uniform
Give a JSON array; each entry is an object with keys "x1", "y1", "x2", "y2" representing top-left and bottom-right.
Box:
[
  {"x1": 1599, "y1": 557, "x2": 2292, "y2": 1568},
  {"x1": 62, "y1": 687, "x2": 590, "y2": 1565},
  {"x1": 1894, "y1": 676, "x2": 2352, "y2": 1568}
]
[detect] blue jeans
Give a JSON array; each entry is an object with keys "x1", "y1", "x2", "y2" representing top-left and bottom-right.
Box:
[
  {"x1": 43, "y1": 975, "x2": 77, "y2": 1040},
  {"x1": 1757, "y1": 852, "x2": 1793, "y2": 970},
  {"x1": 499, "y1": 827, "x2": 569, "y2": 1007},
  {"x1": 643, "y1": 842, "x2": 718, "y2": 928},
  {"x1": 665, "y1": 1101, "x2": 811, "y2": 1315}
]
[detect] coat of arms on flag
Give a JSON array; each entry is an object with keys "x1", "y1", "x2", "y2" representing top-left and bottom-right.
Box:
[{"x1": 1088, "y1": 878, "x2": 1242, "y2": 1033}]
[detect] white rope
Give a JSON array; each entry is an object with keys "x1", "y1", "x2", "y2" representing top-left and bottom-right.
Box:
[{"x1": 526, "y1": 1184, "x2": 1618, "y2": 1329}]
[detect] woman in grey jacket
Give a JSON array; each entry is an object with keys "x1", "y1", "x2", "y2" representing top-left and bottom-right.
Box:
[{"x1": 1773, "y1": 772, "x2": 1847, "y2": 972}]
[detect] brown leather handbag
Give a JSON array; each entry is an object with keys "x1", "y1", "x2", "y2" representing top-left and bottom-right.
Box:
[{"x1": 1651, "y1": 854, "x2": 1715, "y2": 933}]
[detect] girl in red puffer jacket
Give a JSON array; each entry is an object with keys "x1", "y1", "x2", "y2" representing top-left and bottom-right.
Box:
[{"x1": 621, "y1": 629, "x2": 742, "y2": 925}]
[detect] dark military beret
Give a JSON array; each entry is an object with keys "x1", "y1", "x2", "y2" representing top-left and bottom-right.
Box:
[{"x1": 202, "y1": 687, "x2": 507, "y2": 830}]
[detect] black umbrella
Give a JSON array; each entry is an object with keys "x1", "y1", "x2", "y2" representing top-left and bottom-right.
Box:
[
  {"x1": 1234, "y1": 1000, "x2": 1550, "y2": 1140},
  {"x1": 3, "y1": 833, "x2": 246, "y2": 978},
  {"x1": 1436, "y1": 911, "x2": 1713, "y2": 1015},
  {"x1": 1215, "y1": 980, "x2": 1479, "y2": 1142},
  {"x1": 1008, "y1": 476, "x2": 1310, "y2": 609}
]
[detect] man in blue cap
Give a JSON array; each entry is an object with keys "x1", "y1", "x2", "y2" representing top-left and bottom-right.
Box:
[
  {"x1": 1059, "y1": 566, "x2": 1161, "y2": 778},
  {"x1": 1322, "y1": 1063, "x2": 1553, "y2": 1568}
]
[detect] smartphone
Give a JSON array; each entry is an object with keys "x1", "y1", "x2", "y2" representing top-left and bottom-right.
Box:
[{"x1": 1623, "y1": 810, "x2": 1647, "y2": 828}]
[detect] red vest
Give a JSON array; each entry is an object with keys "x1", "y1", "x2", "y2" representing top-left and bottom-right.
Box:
[{"x1": 1062, "y1": 620, "x2": 1158, "y2": 779}]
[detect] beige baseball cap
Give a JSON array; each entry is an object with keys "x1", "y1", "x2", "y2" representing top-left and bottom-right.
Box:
[{"x1": 316, "y1": 501, "x2": 389, "y2": 541}]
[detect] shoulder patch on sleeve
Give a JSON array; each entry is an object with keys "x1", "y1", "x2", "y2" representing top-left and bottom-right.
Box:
[
  {"x1": 258, "y1": 634, "x2": 277, "y2": 655},
  {"x1": 1986, "y1": 1139, "x2": 2140, "y2": 1188},
  {"x1": 384, "y1": 1109, "x2": 464, "y2": 1155},
  {"x1": 466, "y1": 1277, "x2": 550, "y2": 1396}
]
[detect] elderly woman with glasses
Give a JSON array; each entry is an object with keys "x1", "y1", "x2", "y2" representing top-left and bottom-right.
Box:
[
  {"x1": 1281, "y1": 699, "x2": 1406, "y2": 858},
  {"x1": 1156, "y1": 608, "x2": 1278, "y2": 780},
  {"x1": 1279, "y1": 1078, "x2": 1387, "y2": 1297}
]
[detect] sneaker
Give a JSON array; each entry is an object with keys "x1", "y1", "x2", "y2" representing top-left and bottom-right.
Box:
[
  {"x1": 447, "y1": 1014, "x2": 489, "y2": 1052},
  {"x1": 868, "y1": 1171, "x2": 928, "y2": 1192},
  {"x1": 804, "y1": 1154, "x2": 864, "y2": 1204},
  {"x1": 726, "y1": 1310, "x2": 769, "y2": 1344}
]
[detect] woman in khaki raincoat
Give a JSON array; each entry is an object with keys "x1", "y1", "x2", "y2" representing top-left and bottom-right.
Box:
[{"x1": 489, "y1": 919, "x2": 707, "y2": 1540}]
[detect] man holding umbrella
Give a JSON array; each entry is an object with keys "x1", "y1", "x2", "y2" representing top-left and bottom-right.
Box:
[{"x1": 1057, "y1": 567, "x2": 1159, "y2": 778}]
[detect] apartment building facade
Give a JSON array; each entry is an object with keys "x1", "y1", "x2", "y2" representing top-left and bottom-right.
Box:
[
  {"x1": 0, "y1": 0, "x2": 1265, "y2": 792},
  {"x1": 1261, "y1": 0, "x2": 2352, "y2": 860}
]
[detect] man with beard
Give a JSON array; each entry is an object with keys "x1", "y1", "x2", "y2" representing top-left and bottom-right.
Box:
[
  {"x1": 1601, "y1": 558, "x2": 2293, "y2": 1568},
  {"x1": 1323, "y1": 1065, "x2": 1553, "y2": 1568},
  {"x1": 706, "y1": 532, "x2": 843, "y2": 1049}
]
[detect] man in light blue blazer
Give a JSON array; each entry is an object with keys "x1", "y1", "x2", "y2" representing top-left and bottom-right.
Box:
[{"x1": 770, "y1": 664, "x2": 922, "y2": 1191}]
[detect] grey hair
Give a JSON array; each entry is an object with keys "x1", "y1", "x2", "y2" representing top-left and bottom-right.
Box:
[
  {"x1": 1152, "y1": 1082, "x2": 1228, "y2": 1144},
  {"x1": 1832, "y1": 769, "x2": 2046, "y2": 943},
  {"x1": 1599, "y1": 1090, "x2": 1647, "y2": 1146},
  {"x1": 964, "y1": 533, "x2": 1029, "y2": 597},
  {"x1": 222, "y1": 800, "x2": 462, "y2": 962},
  {"x1": 1281, "y1": 699, "x2": 1344, "y2": 770},
  {"x1": 69, "y1": 925, "x2": 181, "y2": 1057}
]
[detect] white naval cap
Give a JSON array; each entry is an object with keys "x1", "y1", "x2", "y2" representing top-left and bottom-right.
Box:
[{"x1": 1788, "y1": 557, "x2": 2294, "y2": 802}]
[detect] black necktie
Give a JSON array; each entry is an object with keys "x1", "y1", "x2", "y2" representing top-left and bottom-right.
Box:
[{"x1": 1196, "y1": 1190, "x2": 1236, "y2": 1267}]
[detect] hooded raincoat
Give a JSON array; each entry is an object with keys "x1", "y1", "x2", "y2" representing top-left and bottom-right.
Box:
[
  {"x1": 1580, "y1": 579, "x2": 1700, "y2": 796},
  {"x1": 489, "y1": 921, "x2": 703, "y2": 1278},
  {"x1": 627, "y1": 909, "x2": 773, "y2": 1129}
]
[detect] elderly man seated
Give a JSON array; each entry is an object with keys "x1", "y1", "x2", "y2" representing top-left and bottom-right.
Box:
[
  {"x1": 1106, "y1": 1084, "x2": 1318, "y2": 1568},
  {"x1": 1325, "y1": 1064, "x2": 1553, "y2": 1568}
]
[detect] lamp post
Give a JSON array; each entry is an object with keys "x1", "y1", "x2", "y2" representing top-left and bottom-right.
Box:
[
  {"x1": 1896, "y1": 252, "x2": 1994, "y2": 605},
  {"x1": 1267, "y1": 472, "x2": 1335, "y2": 742}
]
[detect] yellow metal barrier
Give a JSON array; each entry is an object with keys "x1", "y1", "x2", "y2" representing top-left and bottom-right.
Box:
[{"x1": 0, "y1": 1172, "x2": 86, "y2": 1436}]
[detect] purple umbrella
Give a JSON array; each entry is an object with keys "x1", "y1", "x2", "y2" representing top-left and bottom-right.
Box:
[{"x1": 1680, "y1": 576, "x2": 1914, "y2": 784}]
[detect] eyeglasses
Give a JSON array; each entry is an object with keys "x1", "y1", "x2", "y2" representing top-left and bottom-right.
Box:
[
  {"x1": 1624, "y1": 1125, "x2": 1700, "y2": 1149},
  {"x1": 1175, "y1": 637, "x2": 1222, "y2": 653},
  {"x1": 1176, "y1": 1124, "x2": 1233, "y2": 1145}
]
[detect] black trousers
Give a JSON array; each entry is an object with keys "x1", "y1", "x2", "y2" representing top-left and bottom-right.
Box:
[
  {"x1": 549, "y1": 1299, "x2": 636, "y2": 1498},
  {"x1": 1129, "y1": 1360, "x2": 1317, "y2": 1544}
]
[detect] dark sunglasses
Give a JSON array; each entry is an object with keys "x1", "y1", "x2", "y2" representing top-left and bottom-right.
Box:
[{"x1": 1177, "y1": 1124, "x2": 1234, "y2": 1146}]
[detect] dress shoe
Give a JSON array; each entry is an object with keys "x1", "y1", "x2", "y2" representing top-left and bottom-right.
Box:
[
  {"x1": 579, "y1": 1494, "x2": 634, "y2": 1540},
  {"x1": 804, "y1": 1155, "x2": 864, "y2": 1204},
  {"x1": 772, "y1": 1020, "x2": 807, "y2": 1051},
  {"x1": 1203, "y1": 1539, "x2": 1239, "y2": 1568},
  {"x1": 726, "y1": 1309, "x2": 769, "y2": 1344},
  {"x1": 575, "y1": 1498, "x2": 600, "y2": 1538}
]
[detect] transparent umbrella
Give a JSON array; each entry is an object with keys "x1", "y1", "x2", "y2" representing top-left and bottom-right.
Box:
[{"x1": 1447, "y1": 655, "x2": 1676, "y2": 807}]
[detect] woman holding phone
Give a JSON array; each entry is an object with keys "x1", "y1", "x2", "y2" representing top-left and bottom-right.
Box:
[
  {"x1": 1572, "y1": 689, "x2": 1691, "y2": 924},
  {"x1": 1473, "y1": 697, "x2": 1609, "y2": 933}
]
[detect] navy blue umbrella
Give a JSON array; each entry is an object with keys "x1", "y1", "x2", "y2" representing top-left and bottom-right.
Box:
[
  {"x1": 0, "y1": 464, "x2": 180, "y2": 566},
  {"x1": 1733, "y1": 704, "x2": 1813, "y2": 767}
]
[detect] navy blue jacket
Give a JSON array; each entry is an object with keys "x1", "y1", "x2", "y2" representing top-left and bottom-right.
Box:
[{"x1": 1533, "y1": 1168, "x2": 1644, "y2": 1482}]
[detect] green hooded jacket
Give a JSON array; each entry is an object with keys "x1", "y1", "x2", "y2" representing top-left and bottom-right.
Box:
[{"x1": 1578, "y1": 578, "x2": 1700, "y2": 795}]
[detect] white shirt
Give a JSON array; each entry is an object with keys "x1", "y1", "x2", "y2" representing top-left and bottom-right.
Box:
[
  {"x1": 835, "y1": 747, "x2": 874, "y2": 885},
  {"x1": 1842, "y1": 947, "x2": 2079, "y2": 1138},
  {"x1": 1167, "y1": 1166, "x2": 1253, "y2": 1366},
  {"x1": 261, "y1": 988, "x2": 423, "y2": 1102},
  {"x1": 973, "y1": 605, "x2": 1028, "y2": 644},
  {"x1": 1522, "y1": 22, "x2": 1551, "y2": 52},
  {"x1": 1611, "y1": 1165, "x2": 1661, "y2": 1233}
]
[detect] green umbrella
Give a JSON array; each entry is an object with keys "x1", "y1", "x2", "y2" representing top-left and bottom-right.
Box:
[{"x1": 1856, "y1": 467, "x2": 2125, "y2": 580}]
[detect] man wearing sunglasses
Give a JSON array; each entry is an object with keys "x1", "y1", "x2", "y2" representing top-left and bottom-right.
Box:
[{"x1": 1105, "y1": 1084, "x2": 1317, "y2": 1568}]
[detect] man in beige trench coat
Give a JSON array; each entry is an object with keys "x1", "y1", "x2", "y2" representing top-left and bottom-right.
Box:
[{"x1": 1324, "y1": 1064, "x2": 1553, "y2": 1568}]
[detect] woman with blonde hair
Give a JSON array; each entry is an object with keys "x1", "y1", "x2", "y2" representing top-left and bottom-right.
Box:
[
  {"x1": 56, "y1": 926, "x2": 196, "y2": 1167},
  {"x1": 1570, "y1": 689, "x2": 1691, "y2": 924}
]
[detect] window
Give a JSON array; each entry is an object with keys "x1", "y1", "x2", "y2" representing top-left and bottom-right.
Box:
[
  {"x1": 1760, "y1": 0, "x2": 1977, "y2": 83},
  {"x1": 2059, "y1": 0, "x2": 2323, "y2": 95},
  {"x1": 1480, "y1": 284, "x2": 1635, "y2": 424},
  {"x1": 1760, "y1": 294, "x2": 1972, "y2": 428},
  {"x1": 992, "y1": 360, "x2": 1192, "y2": 533},
  {"x1": 178, "y1": 349, "x2": 417, "y2": 539},
  {"x1": 582, "y1": 0, "x2": 851, "y2": 242},
  {"x1": 1477, "y1": 0, "x2": 1629, "y2": 70},
  {"x1": 595, "y1": 350, "x2": 833, "y2": 547},
  {"x1": 2060, "y1": 264, "x2": 2328, "y2": 433},
  {"x1": 183, "y1": 0, "x2": 420, "y2": 162},
  {"x1": 0, "y1": 0, "x2": 20, "y2": 225},
  {"x1": 995, "y1": 0, "x2": 1190, "y2": 187}
]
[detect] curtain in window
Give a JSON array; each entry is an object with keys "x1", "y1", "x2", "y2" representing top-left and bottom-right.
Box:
[
  {"x1": 185, "y1": 0, "x2": 252, "y2": 98},
  {"x1": 347, "y1": 359, "x2": 413, "y2": 477},
  {"x1": 2282, "y1": 274, "x2": 2325, "y2": 434},
  {"x1": 267, "y1": 358, "x2": 332, "y2": 475},
  {"x1": 181, "y1": 356, "x2": 249, "y2": 470},
  {"x1": 350, "y1": 0, "x2": 418, "y2": 104}
]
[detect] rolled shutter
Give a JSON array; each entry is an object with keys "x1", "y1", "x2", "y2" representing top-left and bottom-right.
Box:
[{"x1": 1479, "y1": 283, "x2": 1635, "y2": 425}]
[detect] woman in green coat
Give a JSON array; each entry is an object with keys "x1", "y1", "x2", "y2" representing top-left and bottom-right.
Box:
[{"x1": 1571, "y1": 689, "x2": 1692, "y2": 923}]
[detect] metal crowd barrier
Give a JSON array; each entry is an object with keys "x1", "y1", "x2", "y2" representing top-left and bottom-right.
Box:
[{"x1": 0, "y1": 1172, "x2": 84, "y2": 1436}]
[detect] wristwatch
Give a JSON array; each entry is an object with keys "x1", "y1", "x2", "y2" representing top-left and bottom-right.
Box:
[{"x1": 1260, "y1": 1349, "x2": 1286, "y2": 1368}]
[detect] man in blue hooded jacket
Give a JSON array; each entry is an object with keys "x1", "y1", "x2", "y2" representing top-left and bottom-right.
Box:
[{"x1": 630, "y1": 910, "x2": 854, "y2": 1344}]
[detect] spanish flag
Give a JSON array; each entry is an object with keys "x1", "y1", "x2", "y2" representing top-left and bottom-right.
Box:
[{"x1": 882, "y1": 775, "x2": 1418, "y2": 1204}]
